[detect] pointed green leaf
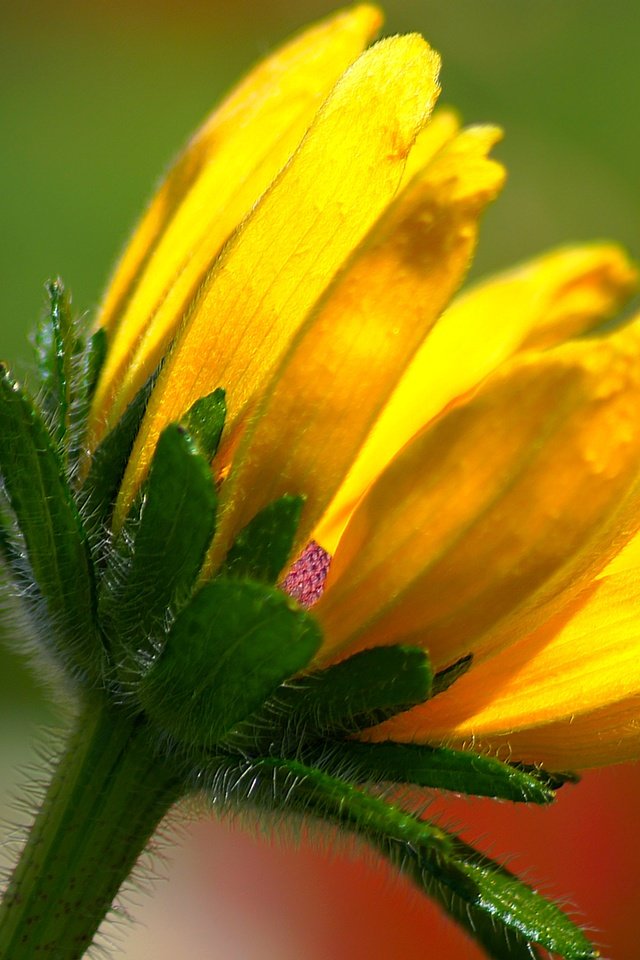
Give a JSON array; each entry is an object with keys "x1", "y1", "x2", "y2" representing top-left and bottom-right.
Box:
[
  {"x1": 33, "y1": 279, "x2": 76, "y2": 443},
  {"x1": 79, "y1": 371, "x2": 156, "y2": 540},
  {"x1": 0, "y1": 487, "x2": 21, "y2": 577},
  {"x1": 0, "y1": 366, "x2": 99, "y2": 677},
  {"x1": 409, "y1": 872, "x2": 544, "y2": 959},
  {"x1": 84, "y1": 328, "x2": 108, "y2": 405},
  {"x1": 139, "y1": 579, "x2": 322, "y2": 747},
  {"x1": 33, "y1": 281, "x2": 109, "y2": 474},
  {"x1": 322, "y1": 741, "x2": 555, "y2": 803},
  {"x1": 222, "y1": 494, "x2": 305, "y2": 584},
  {"x1": 99, "y1": 424, "x2": 217, "y2": 657},
  {"x1": 66, "y1": 327, "x2": 109, "y2": 468},
  {"x1": 511, "y1": 763, "x2": 580, "y2": 791},
  {"x1": 451, "y1": 840, "x2": 597, "y2": 958},
  {"x1": 181, "y1": 389, "x2": 226, "y2": 460},
  {"x1": 432, "y1": 653, "x2": 473, "y2": 696},
  {"x1": 253, "y1": 645, "x2": 433, "y2": 745}
]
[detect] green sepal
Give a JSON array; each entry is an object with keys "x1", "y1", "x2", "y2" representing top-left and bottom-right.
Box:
[
  {"x1": 0, "y1": 488, "x2": 22, "y2": 578},
  {"x1": 33, "y1": 278, "x2": 76, "y2": 443},
  {"x1": 99, "y1": 424, "x2": 217, "y2": 664},
  {"x1": 450, "y1": 838, "x2": 597, "y2": 958},
  {"x1": 67, "y1": 328, "x2": 109, "y2": 465},
  {"x1": 33, "y1": 281, "x2": 109, "y2": 475},
  {"x1": 0, "y1": 365, "x2": 100, "y2": 679},
  {"x1": 321, "y1": 741, "x2": 555, "y2": 803},
  {"x1": 180, "y1": 388, "x2": 226, "y2": 460},
  {"x1": 139, "y1": 578, "x2": 322, "y2": 748},
  {"x1": 241, "y1": 645, "x2": 433, "y2": 748},
  {"x1": 79, "y1": 371, "x2": 156, "y2": 541},
  {"x1": 222, "y1": 494, "x2": 305, "y2": 584},
  {"x1": 426, "y1": 882, "x2": 545, "y2": 960},
  {"x1": 512, "y1": 762, "x2": 580, "y2": 791},
  {"x1": 84, "y1": 328, "x2": 108, "y2": 405},
  {"x1": 432, "y1": 653, "x2": 473, "y2": 696}
]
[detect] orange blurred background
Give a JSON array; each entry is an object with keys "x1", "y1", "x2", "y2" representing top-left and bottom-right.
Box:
[{"x1": 1, "y1": 2, "x2": 639, "y2": 958}]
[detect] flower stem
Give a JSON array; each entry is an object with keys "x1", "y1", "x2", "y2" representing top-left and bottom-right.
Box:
[{"x1": 0, "y1": 698, "x2": 182, "y2": 959}]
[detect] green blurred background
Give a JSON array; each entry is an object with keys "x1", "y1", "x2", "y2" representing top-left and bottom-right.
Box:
[{"x1": 1, "y1": 2, "x2": 639, "y2": 958}]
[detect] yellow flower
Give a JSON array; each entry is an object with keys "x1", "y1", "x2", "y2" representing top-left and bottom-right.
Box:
[{"x1": 89, "y1": 5, "x2": 640, "y2": 771}]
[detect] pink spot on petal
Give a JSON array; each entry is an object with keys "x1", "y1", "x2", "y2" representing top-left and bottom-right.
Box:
[{"x1": 282, "y1": 541, "x2": 331, "y2": 608}]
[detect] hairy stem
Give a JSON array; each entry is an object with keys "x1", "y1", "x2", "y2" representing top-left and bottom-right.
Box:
[{"x1": 0, "y1": 699, "x2": 181, "y2": 959}]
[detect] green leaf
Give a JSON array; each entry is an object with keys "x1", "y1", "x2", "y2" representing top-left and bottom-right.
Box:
[
  {"x1": 84, "y1": 328, "x2": 108, "y2": 405},
  {"x1": 139, "y1": 578, "x2": 322, "y2": 747},
  {"x1": 33, "y1": 278, "x2": 76, "y2": 445},
  {"x1": 0, "y1": 366, "x2": 99, "y2": 678},
  {"x1": 511, "y1": 762, "x2": 580, "y2": 791},
  {"x1": 432, "y1": 653, "x2": 473, "y2": 696},
  {"x1": 253, "y1": 645, "x2": 433, "y2": 744},
  {"x1": 222, "y1": 494, "x2": 305, "y2": 583},
  {"x1": 181, "y1": 389, "x2": 226, "y2": 460},
  {"x1": 451, "y1": 839, "x2": 597, "y2": 958},
  {"x1": 33, "y1": 282, "x2": 108, "y2": 475},
  {"x1": 99, "y1": 424, "x2": 217, "y2": 659},
  {"x1": 325, "y1": 742, "x2": 555, "y2": 803},
  {"x1": 0, "y1": 488, "x2": 21, "y2": 577},
  {"x1": 406, "y1": 871, "x2": 544, "y2": 959},
  {"x1": 66, "y1": 328, "x2": 109, "y2": 467},
  {"x1": 79, "y1": 371, "x2": 156, "y2": 540}
]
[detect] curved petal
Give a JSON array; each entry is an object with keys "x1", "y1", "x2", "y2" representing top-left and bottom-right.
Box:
[
  {"x1": 479, "y1": 695, "x2": 640, "y2": 769},
  {"x1": 314, "y1": 318, "x2": 640, "y2": 668},
  {"x1": 90, "y1": 4, "x2": 383, "y2": 441},
  {"x1": 205, "y1": 125, "x2": 504, "y2": 572},
  {"x1": 114, "y1": 34, "x2": 441, "y2": 528},
  {"x1": 315, "y1": 244, "x2": 638, "y2": 552},
  {"x1": 365, "y1": 568, "x2": 640, "y2": 769},
  {"x1": 601, "y1": 527, "x2": 640, "y2": 576},
  {"x1": 399, "y1": 107, "x2": 460, "y2": 184}
]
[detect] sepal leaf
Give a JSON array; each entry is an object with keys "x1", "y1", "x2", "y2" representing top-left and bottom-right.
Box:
[
  {"x1": 425, "y1": 882, "x2": 545, "y2": 959},
  {"x1": 79, "y1": 371, "x2": 156, "y2": 541},
  {"x1": 450, "y1": 839, "x2": 597, "y2": 958},
  {"x1": 0, "y1": 365, "x2": 99, "y2": 677},
  {"x1": 32, "y1": 280, "x2": 106, "y2": 472},
  {"x1": 180, "y1": 388, "x2": 226, "y2": 461},
  {"x1": 99, "y1": 424, "x2": 217, "y2": 664},
  {"x1": 139, "y1": 578, "x2": 321, "y2": 747},
  {"x1": 235, "y1": 645, "x2": 433, "y2": 750},
  {"x1": 33, "y1": 278, "x2": 76, "y2": 443},
  {"x1": 222, "y1": 494, "x2": 305, "y2": 583},
  {"x1": 321, "y1": 741, "x2": 556, "y2": 803}
]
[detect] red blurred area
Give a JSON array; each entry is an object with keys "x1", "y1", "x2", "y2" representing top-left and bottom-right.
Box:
[{"x1": 129, "y1": 761, "x2": 640, "y2": 959}]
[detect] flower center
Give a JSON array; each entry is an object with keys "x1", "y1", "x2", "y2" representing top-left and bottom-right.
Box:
[{"x1": 282, "y1": 540, "x2": 331, "y2": 607}]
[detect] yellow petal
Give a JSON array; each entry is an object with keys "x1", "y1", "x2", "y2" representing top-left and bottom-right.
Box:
[
  {"x1": 482, "y1": 695, "x2": 640, "y2": 768},
  {"x1": 205, "y1": 124, "x2": 504, "y2": 572},
  {"x1": 115, "y1": 34, "x2": 441, "y2": 528},
  {"x1": 601, "y1": 525, "x2": 640, "y2": 577},
  {"x1": 315, "y1": 244, "x2": 638, "y2": 553},
  {"x1": 314, "y1": 319, "x2": 640, "y2": 668},
  {"x1": 367, "y1": 568, "x2": 640, "y2": 769},
  {"x1": 90, "y1": 4, "x2": 383, "y2": 441},
  {"x1": 398, "y1": 107, "x2": 460, "y2": 185}
]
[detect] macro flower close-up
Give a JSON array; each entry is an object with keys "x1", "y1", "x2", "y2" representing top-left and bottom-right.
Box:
[{"x1": 1, "y1": 4, "x2": 639, "y2": 959}]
